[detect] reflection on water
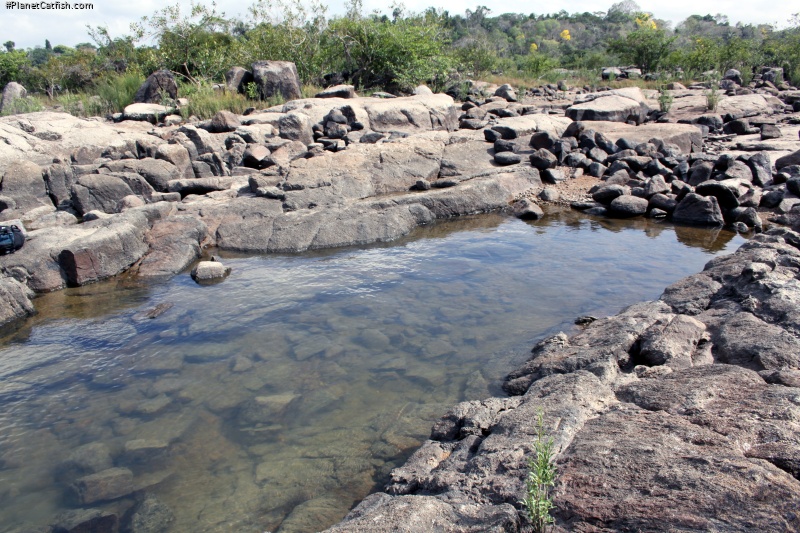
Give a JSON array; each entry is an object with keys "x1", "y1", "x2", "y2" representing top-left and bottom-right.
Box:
[{"x1": 0, "y1": 209, "x2": 745, "y2": 532}]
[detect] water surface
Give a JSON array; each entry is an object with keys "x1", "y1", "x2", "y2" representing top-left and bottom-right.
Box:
[{"x1": 0, "y1": 209, "x2": 744, "y2": 532}]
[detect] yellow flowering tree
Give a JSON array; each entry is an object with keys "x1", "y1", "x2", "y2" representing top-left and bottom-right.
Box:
[
  {"x1": 560, "y1": 29, "x2": 571, "y2": 41},
  {"x1": 608, "y1": 12, "x2": 675, "y2": 73}
]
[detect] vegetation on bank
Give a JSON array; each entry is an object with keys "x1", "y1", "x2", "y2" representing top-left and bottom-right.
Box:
[{"x1": 0, "y1": 0, "x2": 799, "y2": 117}]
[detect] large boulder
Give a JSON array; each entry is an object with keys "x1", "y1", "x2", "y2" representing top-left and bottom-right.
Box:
[
  {"x1": 0, "y1": 82, "x2": 27, "y2": 114},
  {"x1": 672, "y1": 193, "x2": 724, "y2": 226},
  {"x1": 123, "y1": 103, "x2": 173, "y2": 123},
  {"x1": 777, "y1": 149, "x2": 800, "y2": 171},
  {"x1": 0, "y1": 275, "x2": 34, "y2": 326},
  {"x1": 224, "y1": 66, "x2": 254, "y2": 94},
  {"x1": 0, "y1": 159, "x2": 52, "y2": 216},
  {"x1": 252, "y1": 61, "x2": 302, "y2": 101},
  {"x1": 133, "y1": 70, "x2": 178, "y2": 104},
  {"x1": 315, "y1": 85, "x2": 356, "y2": 99},
  {"x1": 566, "y1": 88, "x2": 650, "y2": 124},
  {"x1": 362, "y1": 94, "x2": 459, "y2": 134}
]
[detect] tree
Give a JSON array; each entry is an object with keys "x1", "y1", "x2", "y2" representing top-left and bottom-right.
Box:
[
  {"x1": 3, "y1": 41, "x2": 14, "y2": 52},
  {"x1": 0, "y1": 49, "x2": 29, "y2": 85},
  {"x1": 608, "y1": 15, "x2": 676, "y2": 73}
]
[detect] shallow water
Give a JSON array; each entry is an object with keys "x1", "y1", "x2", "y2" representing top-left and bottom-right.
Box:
[{"x1": 0, "y1": 209, "x2": 744, "y2": 532}]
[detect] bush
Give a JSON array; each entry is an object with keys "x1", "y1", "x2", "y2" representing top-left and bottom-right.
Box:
[
  {"x1": 94, "y1": 71, "x2": 144, "y2": 112},
  {"x1": 0, "y1": 96, "x2": 43, "y2": 116},
  {"x1": 522, "y1": 409, "x2": 556, "y2": 533}
]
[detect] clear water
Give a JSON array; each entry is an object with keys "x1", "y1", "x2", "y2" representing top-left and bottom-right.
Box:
[{"x1": 0, "y1": 209, "x2": 744, "y2": 532}]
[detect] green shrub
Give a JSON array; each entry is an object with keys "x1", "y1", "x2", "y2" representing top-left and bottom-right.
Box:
[
  {"x1": 657, "y1": 84, "x2": 674, "y2": 112},
  {"x1": 94, "y1": 71, "x2": 144, "y2": 112},
  {"x1": 522, "y1": 409, "x2": 556, "y2": 533}
]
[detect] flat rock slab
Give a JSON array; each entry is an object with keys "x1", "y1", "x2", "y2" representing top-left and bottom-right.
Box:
[{"x1": 575, "y1": 121, "x2": 703, "y2": 154}]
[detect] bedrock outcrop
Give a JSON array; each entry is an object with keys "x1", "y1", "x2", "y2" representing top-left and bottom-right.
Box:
[{"x1": 327, "y1": 225, "x2": 800, "y2": 532}]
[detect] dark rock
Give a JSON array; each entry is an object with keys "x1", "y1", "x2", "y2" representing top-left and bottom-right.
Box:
[
  {"x1": 529, "y1": 149, "x2": 558, "y2": 170},
  {"x1": 587, "y1": 162, "x2": 607, "y2": 178},
  {"x1": 493, "y1": 139, "x2": 515, "y2": 153},
  {"x1": 608, "y1": 195, "x2": 648, "y2": 217},
  {"x1": 648, "y1": 193, "x2": 677, "y2": 214},
  {"x1": 134, "y1": 70, "x2": 177, "y2": 104},
  {"x1": 224, "y1": 66, "x2": 254, "y2": 93},
  {"x1": 672, "y1": 193, "x2": 724, "y2": 226},
  {"x1": 494, "y1": 152, "x2": 521, "y2": 166},
  {"x1": 529, "y1": 131, "x2": 558, "y2": 151},
  {"x1": 592, "y1": 184, "x2": 629, "y2": 205},
  {"x1": 760, "y1": 124, "x2": 781, "y2": 140},
  {"x1": 511, "y1": 198, "x2": 544, "y2": 220},
  {"x1": 695, "y1": 180, "x2": 741, "y2": 210},
  {"x1": 251, "y1": 60, "x2": 302, "y2": 101},
  {"x1": 688, "y1": 161, "x2": 714, "y2": 186},
  {"x1": 777, "y1": 149, "x2": 800, "y2": 171},
  {"x1": 746, "y1": 152, "x2": 772, "y2": 187},
  {"x1": 541, "y1": 168, "x2": 565, "y2": 184}
]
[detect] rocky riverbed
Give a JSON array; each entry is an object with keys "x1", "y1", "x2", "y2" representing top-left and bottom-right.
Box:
[{"x1": 1, "y1": 73, "x2": 800, "y2": 531}]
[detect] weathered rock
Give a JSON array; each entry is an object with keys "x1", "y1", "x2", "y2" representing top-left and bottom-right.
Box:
[
  {"x1": 72, "y1": 467, "x2": 134, "y2": 504},
  {"x1": 224, "y1": 66, "x2": 254, "y2": 94},
  {"x1": 191, "y1": 260, "x2": 230, "y2": 282},
  {"x1": 529, "y1": 149, "x2": 557, "y2": 170},
  {"x1": 0, "y1": 159, "x2": 51, "y2": 216},
  {"x1": 316, "y1": 84, "x2": 357, "y2": 99},
  {"x1": 0, "y1": 82, "x2": 27, "y2": 114},
  {"x1": 123, "y1": 103, "x2": 173, "y2": 123},
  {"x1": 608, "y1": 195, "x2": 648, "y2": 217},
  {"x1": 511, "y1": 198, "x2": 543, "y2": 220},
  {"x1": 0, "y1": 275, "x2": 34, "y2": 326},
  {"x1": 137, "y1": 216, "x2": 206, "y2": 277},
  {"x1": 639, "y1": 314, "x2": 708, "y2": 368},
  {"x1": 209, "y1": 110, "x2": 241, "y2": 133},
  {"x1": 494, "y1": 84, "x2": 517, "y2": 102},
  {"x1": 134, "y1": 70, "x2": 178, "y2": 104},
  {"x1": 52, "y1": 508, "x2": 118, "y2": 533},
  {"x1": 101, "y1": 158, "x2": 181, "y2": 193},
  {"x1": 251, "y1": 60, "x2": 302, "y2": 101},
  {"x1": 672, "y1": 193, "x2": 724, "y2": 226},
  {"x1": 124, "y1": 494, "x2": 174, "y2": 533},
  {"x1": 777, "y1": 149, "x2": 800, "y2": 171},
  {"x1": 567, "y1": 88, "x2": 649, "y2": 124},
  {"x1": 592, "y1": 184, "x2": 629, "y2": 205},
  {"x1": 494, "y1": 152, "x2": 521, "y2": 166}
]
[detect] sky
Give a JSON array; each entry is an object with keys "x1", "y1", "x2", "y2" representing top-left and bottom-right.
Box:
[{"x1": 1, "y1": 0, "x2": 796, "y2": 50}]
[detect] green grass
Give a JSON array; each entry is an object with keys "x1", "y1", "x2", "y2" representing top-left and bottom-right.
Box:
[
  {"x1": 0, "y1": 96, "x2": 44, "y2": 116},
  {"x1": 177, "y1": 85, "x2": 254, "y2": 120}
]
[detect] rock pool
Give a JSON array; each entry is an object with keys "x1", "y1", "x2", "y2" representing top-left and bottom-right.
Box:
[{"x1": 0, "y1": 209, "x2": 745, "y2": 532}]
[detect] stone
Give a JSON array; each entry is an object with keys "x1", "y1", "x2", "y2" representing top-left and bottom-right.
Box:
[
  {"x1": 592, "y1": 184, "x2": 629, "y2": 205},
  {"x1": 529, "y1": 149, "x2": 557, "y2": 170},
  {"x1": 72, "y1": 467, "x2": 134, "y2": 504},
  {"x1": 672, "y1": 193, "x2": 724, "y2": 226},
  {"x1": 494, "y1": 152, "x2": 521, "y2": 166},
  {"x1": 541, "y1": 168, "x2": 565, "y2": 184},
  {"x1": 70, "y1": 174, "x2": 136, "y2": 215},
  {"x1": 224, "y1": 66, "x2": 254, "y2": 93},
  {"x1": 760, "y1": 124, "x2": 781, "y2": 140},
  {"x1": 0, "y1": 275, "x2": 34, "y2": 326},
  {"x1": 494, "y1": 84, "x2": 517, "y2": 102},
  {"x1": 191, "y1": 260, "x2": 231, "y2": 282},
  {"x1": 567, "y1": 88, "x2": 649, "y2": 124},
  {"x1": 0, "y1": 159, "x2": 51, "y2": 214},
  {"x1": 251, "y1": 60, "x2": 302, "y2": 101},
  {"x1": 776, "y1": 149, "x2": 800, "y2": 171},
  {"x1": 608, "y1": 195, "x2": 648, "y2": 217},
  {"x1": 52, "y1": 508, "x2": 118, "y2": 533},
  {"x1": 511, "y1": 198, "x2": 544, "y2": 220},
  {"x1": 123, "y1": 103, "x2": 173, "y2": 123},
  {"x1": 209, "y1": 110, "x2": 241, "y2": 133},
  {"x1": 125, "y1": 494, "x2": 174, "y2": 533},
  {"x1": 316, "y1": 84, "x2": 357, "y2": 99},
  {"x1": 278, "y1": 112, "x2": 314, "y2": 146},
  {"x1": 639, "y1": 314, "x2": 707, "y2": 368},
  {"x1": 0, "y1": 82, "x2": 27, "y2": 114},
  {"x1": 134, "y1": 70, "x2": 178, "y2": 104},
  {"x1": 695, "y1": 180, "x2": 742, "y2": 210}
]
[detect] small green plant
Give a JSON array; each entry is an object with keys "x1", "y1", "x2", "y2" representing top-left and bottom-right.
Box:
[
  {"x1": 703, "y1": 73, "x2": 721, "y2": 111},
  {"x1": 657, "y1": 84, "x2": 674, "y2": 112},
  {"x1": 522, "y1": 409, "x2": 556, "y2": 533},
  {"x1": 245, "y1": 81, "x2": 259, "y2": 100}
]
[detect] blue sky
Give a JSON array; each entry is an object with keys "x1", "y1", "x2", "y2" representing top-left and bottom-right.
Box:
[{"x1": 1, "y1": 0, "x2": 796, "y2": 50}]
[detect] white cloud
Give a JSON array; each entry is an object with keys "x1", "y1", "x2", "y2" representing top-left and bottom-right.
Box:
[{"x1": 2, "y1": 0, "x2": 796, "y2": 50}]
